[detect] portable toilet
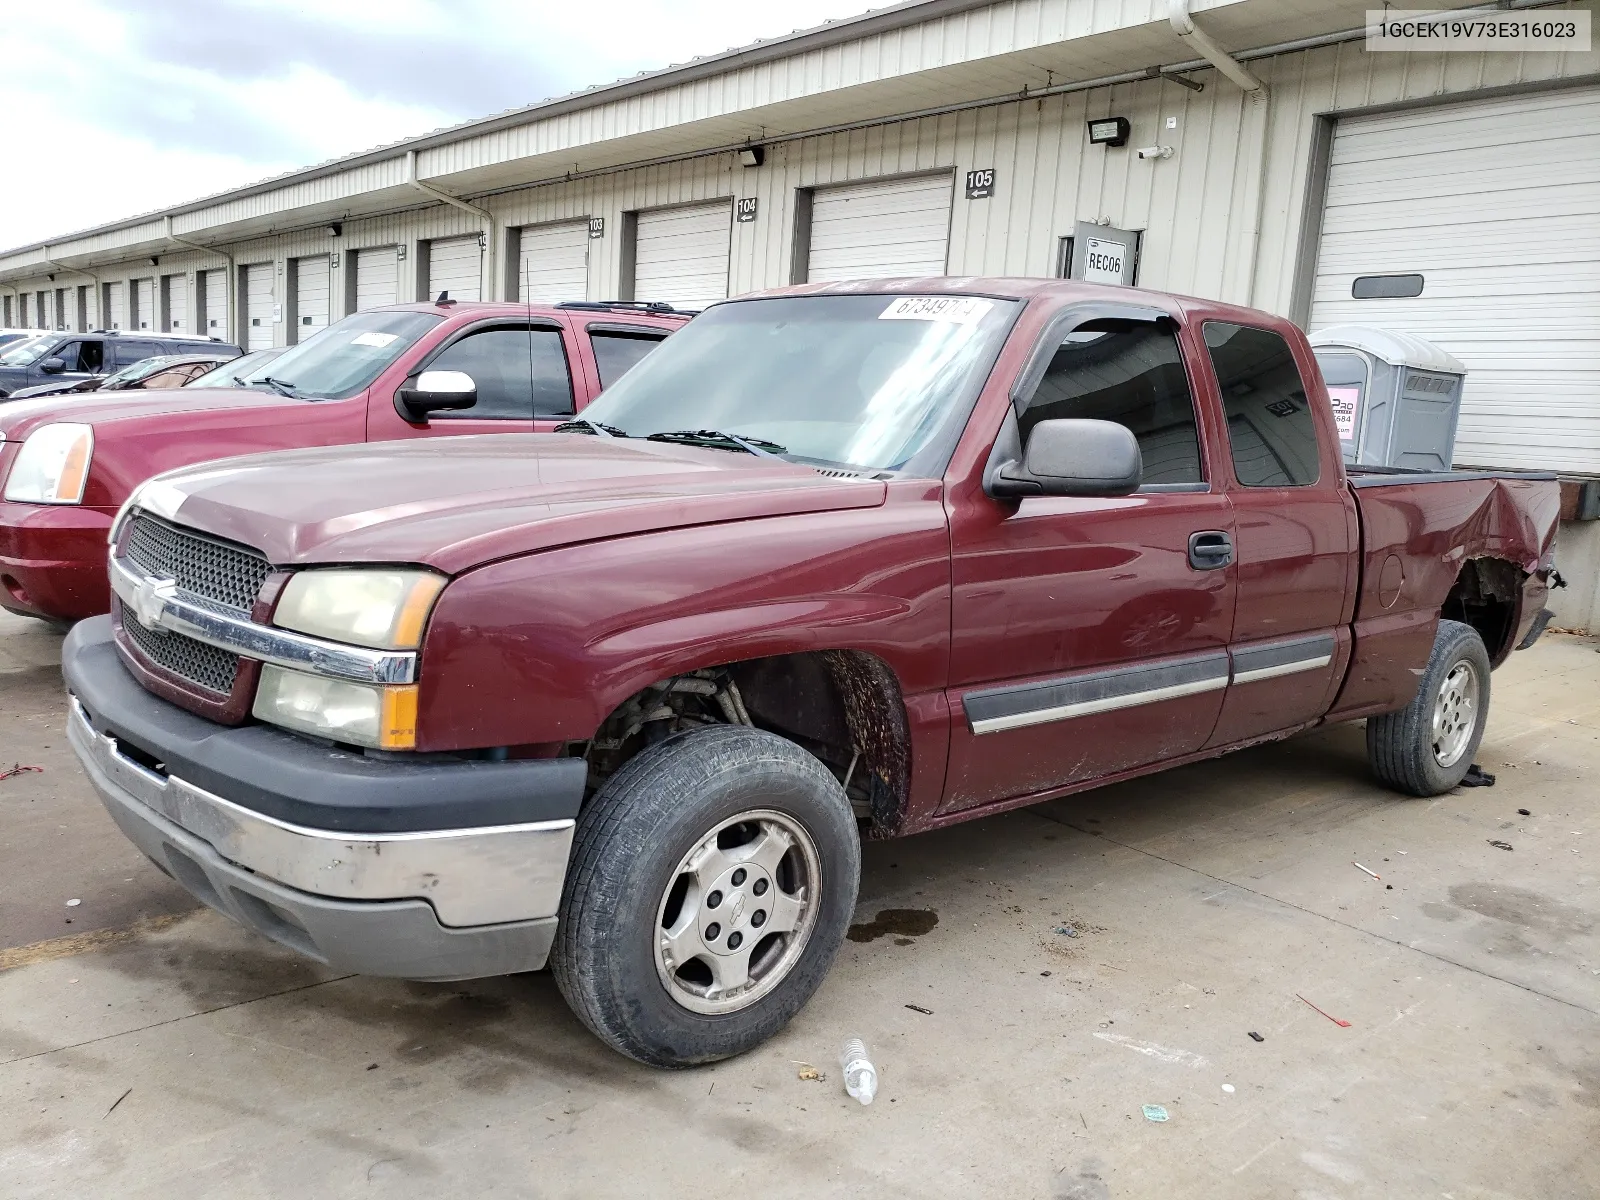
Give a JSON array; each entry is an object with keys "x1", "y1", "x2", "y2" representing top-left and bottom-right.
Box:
[{"x1": 1309, "y1": 325, "x2": 1467, "y2": 472}]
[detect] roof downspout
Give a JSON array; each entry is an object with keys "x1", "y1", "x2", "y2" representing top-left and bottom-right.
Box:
[
  {"x1": 165, "y1": 216, "x2": 234, "y2": 342},
  {"x1": 406, "y1": 150, "x2": 499, "y2": 300},
  {"x1": 1170, "y1": 0, "x2": 1271, "y2": 307},
  {"x1": 1168, "y1": 0, "x2": 1268, "y2": 98}
]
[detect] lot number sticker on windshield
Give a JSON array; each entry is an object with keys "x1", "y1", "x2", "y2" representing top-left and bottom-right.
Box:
[
  {"x1": 1327, "y1": 385, "x2": 1361, "y2": 440},
  {"x1": 879, "y1": 296, "x2": 994, "y2": 324},
  {"x1": 351, "y1": 331, "x2": 400, "y2": 348}
]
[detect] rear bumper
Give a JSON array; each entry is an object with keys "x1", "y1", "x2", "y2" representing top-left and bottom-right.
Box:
[
  {"x1": 63, "y1": 619, "x2": 590, "y2": 981},
  {"x1": 0, "y1": 501, "x2": 113, "y2": 622}
]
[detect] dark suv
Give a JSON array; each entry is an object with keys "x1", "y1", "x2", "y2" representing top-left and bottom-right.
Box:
[{"x1": 0, "y1": 330, "x2": 243, "y2": 398}]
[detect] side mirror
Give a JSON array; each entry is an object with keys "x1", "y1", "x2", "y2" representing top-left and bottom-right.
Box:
[
  {"x1": 989, "y1": 418, "x2": 1142, "y2": 498},
  {"x1": 39, "y1": 357, "x2": 66, "y2": 374},
  {"x1": 396, "y1": 369, "x2": 477, "y2": 420}
]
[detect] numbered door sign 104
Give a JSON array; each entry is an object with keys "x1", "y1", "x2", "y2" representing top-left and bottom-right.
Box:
[
  {"x1": 965, "y1": 169, "x2": 996, "y2": 199},
  {"x1": 736, "y1": 198, "x2": 758, "y2": 223}
]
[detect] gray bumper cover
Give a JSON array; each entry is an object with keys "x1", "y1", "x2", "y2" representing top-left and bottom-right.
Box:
[{"x1": 68, "y1": 698, "x2": 574, "y2": 981}]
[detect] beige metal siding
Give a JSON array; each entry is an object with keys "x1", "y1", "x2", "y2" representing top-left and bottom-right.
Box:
[
  {"x1": 427, "y1": 236, "x2": 482, "y2": 301},
  {"x1": 633, "y1": 201, "x2": 731, "y2": 308},
  {"x1": 244, "y1": 264, "x2": 274, "y2": 350},
  {"x1": 1310, "y1": 87, "x2": 1600, "y2": 473},
  {"x1": 517, "y1": 221, "x2": 589, "y2": 302},
  {"x1": 294, "y1": 255, "x2": 331, "y2": 337},
  {"x1": 354, "y1": 247, "x2": 399, "y2": 310}
]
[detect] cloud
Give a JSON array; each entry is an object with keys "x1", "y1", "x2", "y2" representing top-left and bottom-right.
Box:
[{"x1": 0, "y1": 0, "x2": 880, "y2": 250}]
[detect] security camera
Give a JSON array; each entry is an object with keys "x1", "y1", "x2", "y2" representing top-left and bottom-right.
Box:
[{"x1": 1136, "y1": 145, "x2": 1175, "y2": 160}]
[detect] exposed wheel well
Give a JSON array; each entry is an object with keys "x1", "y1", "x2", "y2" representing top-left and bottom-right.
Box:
[
  {"x1": 579, "y1": 651, "x2": 912, "y2": 837},
  {"x1": 1441, "y1": 558, "x2": 1524, "y2": 666}
]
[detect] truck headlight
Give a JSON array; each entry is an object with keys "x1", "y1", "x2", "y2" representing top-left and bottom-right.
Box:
[
  {"x1": 4, "y1": 422, "x2": 93, "y2": 503},
  {"x1": 273, "y1": 568, "x2": 445, "y2": 650},
  {"x1": 253, "y1": 666, "x2": 417, "y2": 749}
]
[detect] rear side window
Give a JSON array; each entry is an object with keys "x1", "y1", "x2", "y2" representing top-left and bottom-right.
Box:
[
  {"x1": 113, "y1": 339, "x2": 161, "y2": 367},
  {"x1": 1204, "y1": 322, "x2": 1320, "y2": 487},
  {"x1": 1017, "y1": 319, "x2": 1204, "y2": 485},
  {"x1": 590, "y1": 330, "x2": 664, "y2": 389}
]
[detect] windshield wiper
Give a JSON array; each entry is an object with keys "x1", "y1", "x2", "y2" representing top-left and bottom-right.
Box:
[
  {"x1": 553, "y1": 417, "x2": 628, "y2": 438},
  {"x1": 645, "y1": 429, "x2": 788, "y2": 459},
  {"x1": 255, "y1": 376, "x2": 302, "y2": 397}
]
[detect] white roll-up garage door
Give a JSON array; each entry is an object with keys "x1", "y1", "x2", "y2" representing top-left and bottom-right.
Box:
[
  {"x1": 807, "y1": 174, "x2": 953, "y2": 283},
  {"x1": 355, "y1": 247, "x2": 399, "y2": 310},
  {"x1": 294, "y1": 255, "x2": 330, "y2": 339},
  {"x1": 133, "y1": 278, "x2": 154, "y2": 330},
  {"x1": 428, "y1": 236, "x2": 482, "y2": 302},
  {"x1": 54, "y1": 288, "x2": 68, "y2": 330},
  {"x1": 633, "y1": 202, "x2": 731, "y2": 309},
  {"x1": 203, "y1": 269, "x2": 227, "y2": 337},
  {"x1": 1310, "y1": 87, "x2": 1600, "y2": 473},
  {"x1": 164, "y1": 275, "x2": 187, "y2": 333},
  {"x1": 244, "y1": 264, "x2": 274, "y2": 350},
  {"x1": 518, "y1": 222, "x2": 589, "y2": 303},
  {"x1": 103, "y1": 282, "x2": 126, "y2": 330}
]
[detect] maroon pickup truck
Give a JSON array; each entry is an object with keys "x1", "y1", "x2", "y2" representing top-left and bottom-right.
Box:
[
  {"x1": 0, "y1": 300, "x2": 688, "y2": 624},
  {"x1": 60, "y1": 279, "x2": 1559, "y2": 1067}
]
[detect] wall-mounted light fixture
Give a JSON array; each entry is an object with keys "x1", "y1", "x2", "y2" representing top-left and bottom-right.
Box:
[
  {"x1": 327, "y1": 222, "x2": 343, "y2": 237},
  {"x1": 149, "y1": 256, "x2": 160, "y2": 266},
  {"x1": 738, "y1": 145, "x2": 766, "y2": 168},
  {"x1": 1086, "y1": 117, "x2": 1131, "y2": 147}
]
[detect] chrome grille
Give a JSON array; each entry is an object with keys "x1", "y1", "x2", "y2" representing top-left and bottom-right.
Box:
[
  {"x1": 124, "y1": 513, "x2": 270, "y2": 615},
  {"x1": 118, "y1": 600, "x2": 239, "y2": 695}
]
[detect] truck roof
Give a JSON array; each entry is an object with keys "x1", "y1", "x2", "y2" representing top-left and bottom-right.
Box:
[{"x1": 384, "y1": 299, "x2": 696, "y2": 323}]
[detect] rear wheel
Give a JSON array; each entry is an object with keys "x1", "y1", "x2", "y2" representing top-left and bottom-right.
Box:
[
  {"x1": 552, "y1": 724, "x2": 860, "y2": 1067},
  {"x1": 1366, "y1": 618, "x2": 1491, "y2": 796}
]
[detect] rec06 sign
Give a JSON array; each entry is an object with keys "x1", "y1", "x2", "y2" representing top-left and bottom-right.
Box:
[{"x1": 1083, "y1": 237, "x2": 1127, "y2": 285}]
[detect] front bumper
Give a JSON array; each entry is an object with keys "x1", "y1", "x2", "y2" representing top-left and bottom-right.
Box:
[
  {"x1": 63, "y1": 619, "x2": 590, "y2": 981},
  {"x1": 0, "y1": 501, "x2": 114, "y2": 621}
]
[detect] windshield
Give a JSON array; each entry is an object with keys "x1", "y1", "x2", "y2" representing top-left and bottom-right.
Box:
[
  {"x1": 0, "y1": 336, "x2": 57, "y2": 366},
  {"x1": 188, "y1": 348, "x2": 282, "y2": 388},
  {"x1": 240, "y1": 309, "x2": 442, "y2": 399},
  {"x1": 578, "y1": 294, "x2": 1019, "y2": 474},
  {"x1": 101, "y1": 356, "x2": 180, "y2": 387}
]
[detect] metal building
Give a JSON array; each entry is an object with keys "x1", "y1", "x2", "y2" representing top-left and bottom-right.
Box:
[{"x1": 0, "y1": 0, "x2": 1596, "y2": 621}]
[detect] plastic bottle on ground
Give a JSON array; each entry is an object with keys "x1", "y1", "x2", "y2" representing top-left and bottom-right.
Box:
[{"x1": 839, "y1": 1038, "x2": 877, "y2": 1105}]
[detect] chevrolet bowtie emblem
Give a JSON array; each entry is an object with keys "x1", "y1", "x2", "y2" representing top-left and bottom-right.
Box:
[{"x1": 132, "y1": 577, "x2": 178, "y2": 631}]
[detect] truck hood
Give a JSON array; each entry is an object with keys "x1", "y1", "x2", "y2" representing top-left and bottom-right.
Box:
[
  {"x1": 0, "y1": 387, "x2": 305, "y2": 439},
  {"x1": 138, "y1": 435, "x2": 889, "y2": 573}
]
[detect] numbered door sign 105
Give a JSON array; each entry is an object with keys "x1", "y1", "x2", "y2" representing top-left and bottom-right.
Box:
[
  {"x1": 736, "y1": 198, "x2": 758, "y2": 223},
  {"x1": 965, "y1": 169, "x2": 996, "y2": 199}
]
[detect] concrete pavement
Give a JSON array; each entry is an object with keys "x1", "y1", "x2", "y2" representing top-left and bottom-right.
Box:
[{"x1": 1, "y1": 608, "x2": 1596, "y2": 1198}]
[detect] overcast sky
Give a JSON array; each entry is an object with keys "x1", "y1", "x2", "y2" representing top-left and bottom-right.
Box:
[{"x1": 0, "y1": 0, "x2": 881, "y2": 250}]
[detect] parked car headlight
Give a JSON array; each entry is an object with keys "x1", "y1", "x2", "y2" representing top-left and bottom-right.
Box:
[
  {"x1": 273, "y1": 568, "x2": 445, "y2": 650},
  {"x1": 3, "y1": 422, "x2": 93, "y2": 503},
  {"x1": 253, "y1": 666, "x2": 417, "y2": 749}
]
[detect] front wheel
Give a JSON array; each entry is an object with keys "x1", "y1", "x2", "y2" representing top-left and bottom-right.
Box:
[
  {"x1": 551, "y1": 724, "x2": 860, "y2": 1067},
  {"x1": 1366, "y1": 618, "x2": 1492, "y2": 796}
]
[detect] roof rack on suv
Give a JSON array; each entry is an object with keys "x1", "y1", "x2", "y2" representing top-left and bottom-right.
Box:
[
  {"x1": 554, "y1": 301, "x2": 696, "y2": 316},
  {"x1": 87, "y1": 329, "x2": 231, "y2": 343}
]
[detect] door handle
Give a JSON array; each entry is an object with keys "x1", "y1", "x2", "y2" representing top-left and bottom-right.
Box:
[{"x1": 1187, "y1": 530, "x2": 1233, "y2": 571}]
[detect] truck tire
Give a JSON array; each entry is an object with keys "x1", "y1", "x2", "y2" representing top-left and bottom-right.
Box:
[
  {"x1": 1366, "y1": 619, "x2": 1492, "y2": 796},
  {"x1": 551, "y1": 724, "x2": 860, "y2": 1067}
]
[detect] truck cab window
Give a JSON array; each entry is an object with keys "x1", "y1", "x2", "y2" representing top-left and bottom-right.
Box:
[
  {"x1": 428, "y1": 326, "x2": 571, "y2": 420},
  {"x1": 590, "y1": 331, "x2": 664, "y2": 389},
  {"x1": 1204, "y1": 322, "x2": 1321, "y2": 487},
  {"x1": 52, "y1": 341, "x2": 84, "y2": 371},
  {"x1": 1017, "y1": 319, "x2": 1203, "y2": 485}
]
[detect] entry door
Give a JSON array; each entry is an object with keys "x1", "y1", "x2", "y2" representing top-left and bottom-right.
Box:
[
  {"x1": 943, "y1": 313, "x2": 1237, "y2": 813},
  {"x1": 1199, "y1": 320, "x2": 1357, "y2": 746}
]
